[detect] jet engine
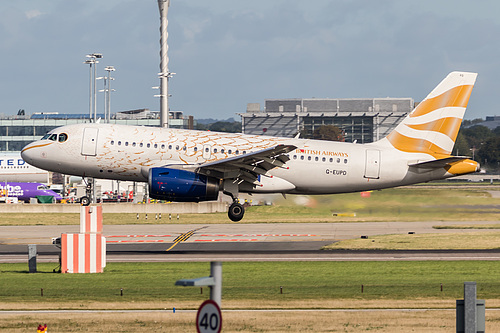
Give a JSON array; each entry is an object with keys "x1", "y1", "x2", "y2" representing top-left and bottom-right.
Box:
[{"x1": 148, "y1": 168, "x2": 219, "y2": 202}]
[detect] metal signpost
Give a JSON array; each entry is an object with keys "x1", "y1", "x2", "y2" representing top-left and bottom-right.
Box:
[{"x1": 176, "y1": 261, "x2": 223, "y2": 331}]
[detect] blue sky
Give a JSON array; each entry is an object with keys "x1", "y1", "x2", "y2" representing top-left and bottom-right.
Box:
[{"x1": 0, "y1": 0, "x2": 498, "y2": 120}]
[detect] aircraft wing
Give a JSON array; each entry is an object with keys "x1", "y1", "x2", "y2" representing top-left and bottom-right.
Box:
[{"x1": 196, "y1": 144, "x2": 297, "y2": 185}]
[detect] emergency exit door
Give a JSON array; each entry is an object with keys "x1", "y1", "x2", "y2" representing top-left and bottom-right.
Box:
[
  {"x1": 364, "y1": 149, "x2": 380, "y2": 179},
  {"x1": 81, "y1": 128, "x2": 99, "y2": 156}
]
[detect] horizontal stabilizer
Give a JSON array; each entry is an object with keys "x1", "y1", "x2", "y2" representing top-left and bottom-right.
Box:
[{"x1": 409, "y1": 156, "x2": 471, "y2": 169}]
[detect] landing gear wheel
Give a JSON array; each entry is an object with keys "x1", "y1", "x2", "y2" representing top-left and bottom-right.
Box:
[
  {"x1": 80, "y1": 196, "x2": 90, "y2": 206},
  {"x1": 228, "y1": 202, "x2": 244, "y2": 222}
]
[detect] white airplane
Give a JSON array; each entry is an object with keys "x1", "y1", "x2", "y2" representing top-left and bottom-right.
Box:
[
  {"x1": 0, "y1": 152, "x2": 49, "y2": 183},
  {"x1": 21, "y1": 72, "x2": 479, "y2": 221}
]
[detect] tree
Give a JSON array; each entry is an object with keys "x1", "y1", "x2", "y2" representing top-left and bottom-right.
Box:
[
  {"x1": 311, "y1": 125, "x2": 344, "y2": 142},
  {"x1": 477, "y1": 136, "x2": 500, "y2": 168},
  {"x1": 453, "y1": 132, "x2": 470, "y2": 156},
  {"x1": 208, "y1": 121, "x2": 241, "y2": 133},
  {"x1": 196, "y1": 121, "x2": 242, "y2": 133}
]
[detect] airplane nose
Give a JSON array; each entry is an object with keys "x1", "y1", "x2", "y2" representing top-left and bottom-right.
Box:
[{"x1": 21, "y1": 143, "x2": 37, "y2": 165}]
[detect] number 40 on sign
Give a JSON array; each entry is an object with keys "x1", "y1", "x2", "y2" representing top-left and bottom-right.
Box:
[{"x1": 196, "y1": 300, "x2": 222, "y2": 333}]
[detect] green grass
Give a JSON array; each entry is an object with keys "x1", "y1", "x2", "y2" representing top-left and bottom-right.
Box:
[
  {"x1": 322, "y1": 231, "x2": 500, "y2": 250},
  {"x1": 2, "y1": 261, "x2": 500, "y2": 308},
  {"x1": 0, "y1": 187, "x2": 498, "y2": 225}
]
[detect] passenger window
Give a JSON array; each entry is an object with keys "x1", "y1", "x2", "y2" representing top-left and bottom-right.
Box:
[
  {"x1": 161, "y1": 144, "x2": 165, "y2": 149},
  {"x1": 183, "y1": 146, "x2": 187, "y2": 151},
  {"x1": 168, "y1": 145, "x2": 172, "y2": 150},
  {"x1": 221, "y1": 149, "x2": 225, "y2": 154},
  {"x1": 337, "y1": 158, "x2": 340, "y2": 163},
  {"x1": 140, "y1": 143, "x2": 143, "y2": 147},
  {"x1": 194, "y1": 147, "x2": 198, "y2": 152},
  {"x1": 322, "y1": 157, "x2": 326, "y2": 162},
  {"x1": 111, "y1": 140, "x2": 114, "y2": 145},
  {"x1": 300, "y1": 155, "x2": 304, "y2": 160},
  {"x1": 293, "y1": 155, "x2": 297, "y2": 159},
  {"x1": 125, "y1": 142, "x2": 129, "y2": 146},
  {"x1": 175, "y1": 145, "x2": 179, "y2": 150},
  {"x1": 205, "y1": 147, "x2": 209, "y2": 152},
  {"x1": 308, "y1": 156, "x2": 311, "y2": 161},
  {"x1": 58, "y1": 133, "x2": 68, "y2": 142},
  {"x1": 154, "y1": 144, "x2": 158, "y2": 148},
  {"x1": 228, "y1": 149, "x2": 232, "y2": 154},
  {"x1": 147, "y1": 143, "x2": 151, "y2": 148},
  {"x1": 329, "y1": 158, "x2": 333, "y2": 163},
  {"x1": 315, "y1": 156, "x2": 319, "y2": 162},
  {"x1": 118, "y1": 141, "x2": 122, "y2": 146},
  {"x1": 132, "y1": 142, "x2": 137, "y2": 147},
  {"x1": 235, "y1": 150, "x2": 239, "y2": 155},
  {"x1": 213, "y1": 148, "x2": 218, "y2": 153},
  {"x1": 344, "y1": 159, "x2": 348, "y2": 164}
]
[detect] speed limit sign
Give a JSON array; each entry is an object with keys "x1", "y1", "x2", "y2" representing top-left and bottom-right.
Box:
[{"x1": 196, "y1": 300, "x2": 222, "y2": 333}]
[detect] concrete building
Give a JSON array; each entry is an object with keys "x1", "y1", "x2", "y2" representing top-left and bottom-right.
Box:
[
  {"x1": 240, "y1": 98, "x2": 413, "y2": 143},
  {"x1": 469, "y1": 116, "x2": 500, "y2": 130},
  {"x1": 0, "y1": 109, "x2": 194, "y2": 151}
]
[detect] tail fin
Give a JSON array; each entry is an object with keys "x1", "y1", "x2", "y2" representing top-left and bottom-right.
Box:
[{"x1": 385, "y1": 71, "x2": 477, "y2": 158}]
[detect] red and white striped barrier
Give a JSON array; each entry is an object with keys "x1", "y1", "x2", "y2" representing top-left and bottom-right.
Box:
[
  {"x1": 61, "y1": 233, "x2": 106, "y2": 273},
  {"x1": 79, "y1": 205, "x2": 103, "y2": 234}
]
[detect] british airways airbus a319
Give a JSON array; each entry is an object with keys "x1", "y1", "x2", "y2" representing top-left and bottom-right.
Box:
[{"x1": 21, "y1": 72, "x2": 479, "y2": 221}]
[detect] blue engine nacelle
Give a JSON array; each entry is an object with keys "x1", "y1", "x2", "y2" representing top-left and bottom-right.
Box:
[{"x1": 148, "y1": 168, "x2": 219, "y2": 202}]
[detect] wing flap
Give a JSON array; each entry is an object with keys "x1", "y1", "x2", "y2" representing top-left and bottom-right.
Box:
[{"x1": 197, "y1": 144, "x2": 296, "y2": 186}]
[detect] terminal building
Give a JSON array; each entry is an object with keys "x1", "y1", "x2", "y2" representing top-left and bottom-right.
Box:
[
  {"x1": 240, "y1": 98, "x2": 414, "y2": 143},
  {"x1": 0, "y1": 109, "x2": 194, "y2": 151}
]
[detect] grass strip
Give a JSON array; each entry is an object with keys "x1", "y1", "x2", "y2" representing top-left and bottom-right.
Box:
[
  {"x1": 0, "y1": 187, "x2": 498, "y2": 225},
  {"x1": 2, "y1": 261, "x2": 500, "y2": 309},
  {"x1": 323, "y1": 231, "x2": 500, "y2": 250}
]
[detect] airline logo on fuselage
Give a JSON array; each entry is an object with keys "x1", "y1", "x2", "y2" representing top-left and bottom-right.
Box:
[
  {"x1": 295, "y1": 149, "x2": 349, "y2": 158},
  {"x1": 0, "y1": 184, "x2": 24, "y2": 196},
  {"x1": 0, "y1": 158, "x2": 26, "y2": 166}
]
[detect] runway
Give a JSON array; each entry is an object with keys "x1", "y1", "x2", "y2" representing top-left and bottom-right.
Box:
[{"x1": 1, "y1": 221, "x2": 499, "y2": 263}]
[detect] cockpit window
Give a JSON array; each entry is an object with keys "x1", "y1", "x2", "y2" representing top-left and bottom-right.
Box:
[
  {"x1": 37, "y1": 185, "x2": 49, "y2": 190},
  {"x1": 49, "y1": 134, "x2": 57, "y2": 141},
  {"x1": 41, "y1": 134, "x2": 51, "y2": 140},
  {"x1": 58, "y1": 133, "x2": 68, "y2": 143}
]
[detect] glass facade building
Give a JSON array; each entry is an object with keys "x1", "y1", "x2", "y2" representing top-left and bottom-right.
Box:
[
  {"x1": 0, "y1": 111, "x2": 192, "y2": 152},
  {"x1": 240, "y1": 98, "x2": 414, "y2": 143}
]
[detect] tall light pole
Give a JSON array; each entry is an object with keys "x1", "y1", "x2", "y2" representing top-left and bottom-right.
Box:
[
  {"x1": 84, "y1": 58, "x2": 95, "y2": 120},
  {"x1": 84, "y1": 53, "x2": 102, "y2": 122},
  {"x1": 158, "y1": 0, "x2": 174, "y2": 128},
  {"x1": 103, "y1": 66, "x2": 115, "y2": 123}
]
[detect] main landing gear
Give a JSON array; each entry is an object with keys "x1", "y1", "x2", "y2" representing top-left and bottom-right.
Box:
[
  {"x1": 224, "y1": 190, "x2": 244, "y2": 222},
  {"x1": 228, "y1": 201, "x2": 244, "y2": 222}
]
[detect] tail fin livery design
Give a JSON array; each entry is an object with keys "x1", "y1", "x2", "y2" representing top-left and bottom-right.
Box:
[{"x1": 386, "y1": 71, "x2": 477, "y2": 158}]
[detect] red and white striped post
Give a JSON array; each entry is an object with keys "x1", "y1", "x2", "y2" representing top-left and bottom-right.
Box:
[{"x1": 61, "y1": 205, "x2": 106, "y2": 273}]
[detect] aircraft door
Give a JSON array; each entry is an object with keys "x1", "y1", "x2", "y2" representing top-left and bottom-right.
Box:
[
  {"x1": 202, "y1": 144, "x2": 212, "y2": 159},
  {"x1": 81, "y1": 128, "x2": 99, "y2": 156},
  {"x1": 364, "y1": 149, "x2": 380, "y2": 179}
]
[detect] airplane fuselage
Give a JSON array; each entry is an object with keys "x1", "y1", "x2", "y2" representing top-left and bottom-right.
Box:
[{"x1": 21, "y1": 123, "x2": 461, "y2": 195}]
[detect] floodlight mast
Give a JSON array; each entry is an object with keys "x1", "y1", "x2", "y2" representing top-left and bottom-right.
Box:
[{"x1": 158, "y1": 0, "x2": 172, "y2": 128}]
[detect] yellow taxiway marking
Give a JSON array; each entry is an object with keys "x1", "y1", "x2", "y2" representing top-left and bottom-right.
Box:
[{"x1": 166, "y1": 227, "x2": 206, "y2": 252}]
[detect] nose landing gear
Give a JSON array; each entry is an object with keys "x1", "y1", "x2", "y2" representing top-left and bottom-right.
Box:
[{"x1": 79, "y1": 178, "x2": 93, "y2": 206}]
